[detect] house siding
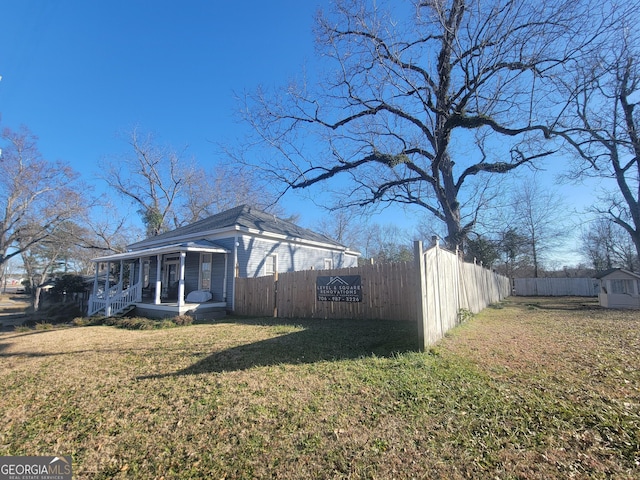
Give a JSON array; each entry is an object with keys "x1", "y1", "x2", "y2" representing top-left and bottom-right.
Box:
[
  {"x1": 235, "y1": 235, "x2": 356, "y2": 277},
  {"x1": 184, "y1": 252, "x2": 200, "y2": 295}
]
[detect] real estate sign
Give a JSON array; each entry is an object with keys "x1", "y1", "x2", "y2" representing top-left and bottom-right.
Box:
[{"x1": 316, "y1": 275, "x2": 362, "y2": 302}]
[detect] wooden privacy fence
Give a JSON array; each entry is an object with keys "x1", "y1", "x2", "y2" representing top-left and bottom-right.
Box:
[
  {"x1": 415, "y1": 241, "x2": 511, "y2": 348},
  {"x1": 234, "y1": 241, "x2": 511, "y2": 349},
  {"x1": 513, "y1": 277, "x2": 598, "y2": 297},
  {"x1": 234, "y1": 261, "x2": 416, "y2": 321}
]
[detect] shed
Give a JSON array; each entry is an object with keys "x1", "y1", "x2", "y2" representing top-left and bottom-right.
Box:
[{"x1": 594, "y1": 268, "x2": 640, "y2": 309}]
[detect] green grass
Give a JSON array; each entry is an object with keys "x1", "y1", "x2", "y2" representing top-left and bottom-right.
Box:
[{"x1": 1, "y1": 297, "x2": 639, "y2": 479}]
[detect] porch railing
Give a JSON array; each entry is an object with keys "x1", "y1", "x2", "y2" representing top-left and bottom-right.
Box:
[{"x1": 88, "y1": 280, "x2": 142, "y2": 317}]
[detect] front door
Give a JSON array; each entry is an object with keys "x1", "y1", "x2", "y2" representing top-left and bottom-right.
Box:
[{"x1": 162, "y1": 256, "x2": 180, "y2": 299}]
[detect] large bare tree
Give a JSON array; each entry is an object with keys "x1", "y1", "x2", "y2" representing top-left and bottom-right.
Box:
[
  {"x1": 556, "y1": 21, "x2": 640, "y2": 262},
  {"x1": 0, "y1": 126, "x2": 86, "y2": 273},
  {"x1": 240, "y1": 0, "x2": 610, "y2": 249}
]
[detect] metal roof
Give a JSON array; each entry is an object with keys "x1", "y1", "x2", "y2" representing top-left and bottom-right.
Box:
[
  {"x1": 92, "y1": 240, "x2": 229, "y2": 263},
  {"x1": 127, "y1": 204, "x2": 353, "y2": 252}
]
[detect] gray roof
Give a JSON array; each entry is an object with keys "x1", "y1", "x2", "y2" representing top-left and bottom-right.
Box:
[
  {"x1": 594, "y1": 268, "x2": 640, "y2": 279},
  {"x1": 94, "y1": 240, "x2": 229, "y2": 262},
  {"x1": 129, "y1": 204, "x2": 348, "y2": 250}
]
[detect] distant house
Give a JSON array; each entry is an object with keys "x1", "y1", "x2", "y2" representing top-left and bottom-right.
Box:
[
  {"x1": 595, "y1": 268, "x2": 640, "y2": 309},
  {"x1": 88, "y1": 205, "x2": 359, "y2": 319}
]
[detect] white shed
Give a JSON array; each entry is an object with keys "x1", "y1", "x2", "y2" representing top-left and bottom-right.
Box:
[{"x1": 595, "y1": 269, "x2": 640, "y2": 309}]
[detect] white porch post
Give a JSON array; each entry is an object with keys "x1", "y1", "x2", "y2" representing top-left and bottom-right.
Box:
[
  {"x1": 119, "y1": 260, "x2": 124, "y2": 292},
  {"x1": 93, "y1": 263, "x2": 99, "y2": 296},
  {"x1": 223, "y1": 253, "x2": 228, "y2": 302},
  {"x1": 105, "y1": 261, "x2": 111, "y2": 317},
  {"x1": 155, "y1": 254, "x2": 162, "y2": 304},
  {"x1": 178, "y1": 252, "x2": 186, "y2": 307},
  {"x1": 136, "y1": 258, "x2": 143, "y2": 302}
]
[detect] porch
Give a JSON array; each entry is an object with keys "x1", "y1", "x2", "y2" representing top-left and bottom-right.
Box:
[
  {"x1": 132, "y1": 299, "x2": 228, "y2": 320},
  {"x1": 88, "y1": 240, "x2": 230, "y2": 318}
]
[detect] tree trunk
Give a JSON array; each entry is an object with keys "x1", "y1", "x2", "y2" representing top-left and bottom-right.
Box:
[{"x1": 33, "y1": 286, "x2": 43, "y2": 312}]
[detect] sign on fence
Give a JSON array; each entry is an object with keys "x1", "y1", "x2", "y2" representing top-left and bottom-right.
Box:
[{"x1": 316, "y1": 275, "x2": 362, "y2": 302}]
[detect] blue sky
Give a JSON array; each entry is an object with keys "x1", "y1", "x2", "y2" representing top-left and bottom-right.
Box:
[
  {"x1": 0, "y1": 1, "x2": 604, "y2": 265},
  {"x1": 0, "y1": 1, "x2": 320, "y2": 173}
]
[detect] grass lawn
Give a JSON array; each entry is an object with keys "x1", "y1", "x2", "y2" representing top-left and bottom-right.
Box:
[{"x1": 1, "y1": 297, "x2": 639, "y2": 479}]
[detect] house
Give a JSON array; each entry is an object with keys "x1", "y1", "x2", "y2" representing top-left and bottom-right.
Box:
[
  {"x1": 595, "y1": 268, "x2": 640, "y2": 309},
  {"x1": 88, "y1": 205, "x2": 360, "y2": 319}
]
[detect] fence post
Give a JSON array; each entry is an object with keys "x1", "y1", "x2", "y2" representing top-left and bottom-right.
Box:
[
  {"x1": 273, "y1": 271, "x2": 278, "y2": 318},
  {"x1": 414, "y1": 240, "x2": 428, "y2": 352}
]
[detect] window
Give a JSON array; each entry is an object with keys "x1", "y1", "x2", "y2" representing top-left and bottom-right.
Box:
[
  {"x1": 611, "y1": 279, "x2": 635, "y2": 295},
  {"x1": 200, "y1": 253, "x2": 212, "y2": 291},
  {"x1": 265, "y1": 254, "x2": 277, "y2": 275},
  {"x1": 324, "y1": 258, "x2": 333, "y2": 270}
]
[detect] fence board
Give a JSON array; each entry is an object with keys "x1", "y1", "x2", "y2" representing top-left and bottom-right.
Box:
[{"x1": 514, "y1": 278, "x2": 597, "y2": 297}]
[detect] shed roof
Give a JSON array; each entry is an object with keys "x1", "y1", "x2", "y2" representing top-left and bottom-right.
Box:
[{"x1": 594, "y1": 268, "x2": 640, "y2": 280}]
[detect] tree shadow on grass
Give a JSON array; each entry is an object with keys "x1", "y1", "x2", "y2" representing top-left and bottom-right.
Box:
[
  {"x1": 505, "y1": 296, "x2": 601, "y2": 311},
  {"x1": 139, "y1": 318, "x2": 419, "y2": 379}
]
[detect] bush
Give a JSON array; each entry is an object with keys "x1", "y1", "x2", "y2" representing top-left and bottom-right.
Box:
[
  {"x1": 160, "y1": 319, "x2": 176, "y2": 329},
  {"x1": 78, "y1": 315, "x2": 194, "y2": 330},
  {"x1": 171, "y1": 314, "x2": 194, "y2": 326},
  {"x1": 118, "y1": 317, "x2": 158, "y2": 330},
  {"x1": 457, "y1": 308, "x2": 474, "y2": 323}
]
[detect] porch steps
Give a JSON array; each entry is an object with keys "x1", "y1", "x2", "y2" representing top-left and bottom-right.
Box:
[
  {"x1": 113, "y1": 304, "x2": 136, "y2": 318},
  {"x1": 88, "y1": 303, "x2": 136, "y2": 319}
]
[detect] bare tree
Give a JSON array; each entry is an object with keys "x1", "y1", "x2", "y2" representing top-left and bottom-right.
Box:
[
  {"x1": 20, "y1": 223, "x2": 78, "y2": 311},
  {"x1": 581, "y1": 217, "x2": 638, "y2": 271},
  {"x1": 181, "y1": 163, "x2": 278, "y2": 222},
  {"x1": 358, "y1": 223, "x2": 413, "y2": 263},
  {"x1": 0, "y1": 126, "x2": 86, "y2": 273},
  {"x1": 240, "y1": 0, "x2": 610, "y2": 249},
  {"x1": 100, "y1": 128, "x2": 198, "y2": 236},
  {"x1": 103, "y1": 128, "x2": 281, "y2": 236},
  {"x1": 555, "y1": 21, "x2": 640, "y2": 263},
  {"x1": 60, "y1": 208, "x2": 136, "y2": 275},
  {"x1": 510, "y1": 178, "x2": 568, "y2": 277},
  {"x1": 315, "y1": 207, "x2": 367, "y2": 249}
]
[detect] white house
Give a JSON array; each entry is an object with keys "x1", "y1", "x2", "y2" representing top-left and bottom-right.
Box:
[
  {"x1": 595, "y1": 268, "x2": 640, "y2": 309},
  {"x1": 88, "y1": 205, "x2": 359, "y2": 319}
]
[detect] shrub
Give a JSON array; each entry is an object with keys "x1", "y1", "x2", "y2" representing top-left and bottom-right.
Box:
[
  {"x1": 118, "y1": 317, "x2": 157, "y2": 330},
  {"x1": 72, "y1": 317, "x2": 89, "y2": 326},
  {"x1": 171, "y1": 314, "x2": 194, "y2": 326},
  {"x1": 35, "y1": 322, "x2": 54, "y2": 330},
  {"x1": 160, "y1": 319, "x2": 176, "y2": 329},
  {"x1": 457, "y1": 308, "x2": 474, "y2": 323}
]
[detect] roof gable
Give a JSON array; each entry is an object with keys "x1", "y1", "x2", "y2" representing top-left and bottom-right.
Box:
[
  {"x1": 595, "y1": 268, "x2": 640, "y2": 280},
  {"x1": 128, "y1": 204, "x2": 348, "y2": 251}
]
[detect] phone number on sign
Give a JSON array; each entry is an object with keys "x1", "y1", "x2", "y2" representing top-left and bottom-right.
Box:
[{"x1": 317, "y1": 296, "x2": 361, "y2": 302}]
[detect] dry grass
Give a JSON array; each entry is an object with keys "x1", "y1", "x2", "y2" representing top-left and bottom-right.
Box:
[{"x1": 1, "y1": 297, "x2": 639, "y2": 479}]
